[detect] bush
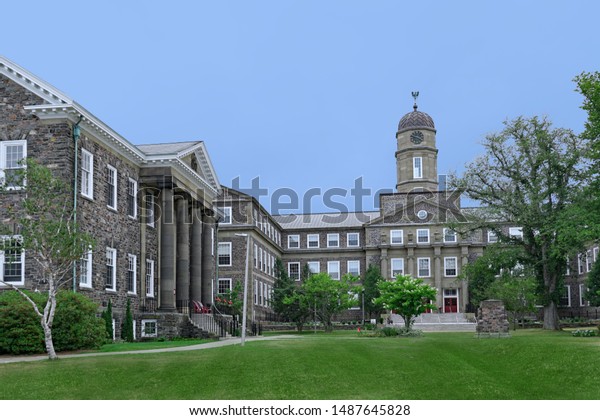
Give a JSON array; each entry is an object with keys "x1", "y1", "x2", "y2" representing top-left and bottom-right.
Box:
[
  {"x1": 381, "y1": 327, "x2": 399, "y2": 337},
  {"x1": 52, "y1": 292, "x2": 106, "y2": 351},
  {"x1": 571, "y1": 329, "x2": 597, "y2": 337},
  {"x1": 0, "y1": 290, "x2": 106, "y2": 355},
  {"x1": 0, "y1": 291, "x2": 46, "y2": 354}
]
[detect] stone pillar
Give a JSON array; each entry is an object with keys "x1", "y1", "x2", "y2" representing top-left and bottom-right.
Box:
[
  {"x1": 461, "y1": 248, "x2": 469, "y2": 312},
  {"x1": 160, "y1": 188, "x2": 176, "y2": 310},
  {"x1": 176, "y1": 197, "x2": 190, "y2": 308},
  {"x1": 407, "y1": 247, "x2": 415, "y2": 277},
  {"x1": 434, "y1": 246, "x2": 442, "y2": 308},
  {"x1": 380, "y1": 248, "x2": 388, "y2": 279},
  {"x1": 190, "y1": 206, "x2": 203, "y2": 304},
  {"x1": 201, "y1": 212, "x2": 216, "y2": 305}
]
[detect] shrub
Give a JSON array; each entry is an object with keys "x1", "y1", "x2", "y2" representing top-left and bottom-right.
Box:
[
  {"x1": 0, "y1": 291, "x2": 45, "y2": 354},
  {"x1": 121, "y1": 299, "x2": 134, "y2": 342},
  {"x1": 52, "y1": 291, "x2": 106, "y2": 351},
  {"x1": 102, "y1": 299, "x2": 114, "y2": 341},
  {"x1": 571, "y1": 329, "x2": 597, "y2": 337},
  {"x1": 381, "y1": 327, "x2": 399, "y2": 337}
]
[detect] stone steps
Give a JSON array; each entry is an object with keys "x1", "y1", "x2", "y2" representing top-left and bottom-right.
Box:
[{"x1": 390, "y1": 313, "x2": 476, "y2": 332}]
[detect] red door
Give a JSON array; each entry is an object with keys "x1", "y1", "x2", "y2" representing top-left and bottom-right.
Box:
[{"x1": 444, "y1": 298, "x2": 458, "y2": 313}]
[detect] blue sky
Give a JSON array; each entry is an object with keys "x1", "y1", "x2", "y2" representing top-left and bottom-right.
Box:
[{"x1": 3, "y1": 0, "x2": 599, "y2": 213}]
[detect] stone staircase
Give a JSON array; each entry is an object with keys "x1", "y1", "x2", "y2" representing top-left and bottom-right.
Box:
[{"x1": 390, "y1": 312, "x2": 476, "y2": 332}]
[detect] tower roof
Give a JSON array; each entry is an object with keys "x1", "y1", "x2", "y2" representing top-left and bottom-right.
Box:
[{"x1": 398, "y1": 104, "x2": 435, "y2": 132}]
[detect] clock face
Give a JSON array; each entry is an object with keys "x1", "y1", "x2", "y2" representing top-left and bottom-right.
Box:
[{"x1": 410, "y1": 131, "x2": 424, "y2": 144}]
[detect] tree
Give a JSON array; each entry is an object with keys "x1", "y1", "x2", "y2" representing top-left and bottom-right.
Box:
[
  {"x1": 271, "y1": 258, "x2": 311, "y2": 331},
  {"x1": 290, "y1": 273, "x2": 358, "y2": 332},
  {"x1": 101, "y1": 299, "x2": 114, "y2": 341},
  {"x1": 215, "y1": 281, "x2": 243, "y2": 321},
  {"x1": 452, "y1": 116, "x2": 586, "y2": 330},
  {"x1": 0, "y1": 159, "x2": 94, "y2": 359},
  {"x1": 585, "y1": 259, "x2": 600, "y2": 307},
  {"x1": 121, "y1": 299, "x2": 134, "y2": 342},
  {"x1": 487, "y1": 272, "x2": 538, "y2": 330},
  {"x1": 363, "y1": 265, "x2": 384, "y2": 320},
  {"x1": 374, "y1": 275, "x2": 437, "y2": 330}
]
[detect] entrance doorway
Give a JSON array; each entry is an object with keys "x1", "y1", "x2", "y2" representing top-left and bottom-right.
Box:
[{"x1": 443, "y1": 289, "x2": 459, "y2": 313}]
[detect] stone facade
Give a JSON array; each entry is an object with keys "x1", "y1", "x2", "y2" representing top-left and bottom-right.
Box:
[{"x1": 476, "y1": 300, "x2": 510, "y2": 336}]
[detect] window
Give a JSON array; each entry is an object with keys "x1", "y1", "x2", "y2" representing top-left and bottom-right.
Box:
[
  {"x1": 79, "y1": 247, "x2": 93, "y2": 288},
  {"x1": 263, "y1": 250, "x2": 267, "y2": 273},
  {"x1": 80, "y1": 149, "x2": 94, "y2": 199},
  {"x1": 127, "y1": 254, "x2": 137, "y2": 294},
  {"x1": 566, "y1": 258, "x2": 571, "y2": 276},
  {"x1": 0, "y1": 237, "x2": 25, "y2": 286},
  {"x1": 509, "y1": 227, "x2": 523, "y2": 240},
  {"x1": 288, "y1": 235, "x2": 299, "y2": 249},
  {"x1": 258, "y1": 280, "x2": 263, "y2": 306},
  {"x1": 580, "y1": 284, "x2": 588, "y2": 307},
  {"x1": 347, "y1": 260, "x2": 360, "y2": 277},
  {"x1": 307, "y1": 234, "x2": 319, "y2": 248},
  {"x1": 254, "y1": 244, "x2": 258, "y2": 268},
  {"x1": 253, "y1": 279, "x2": 258, "y2": 305},
  {"x1": 127, "y1": 178, "x2": 138, "y2": 218},
  {"x1": 586, "y1": 250, "x2": 593, "y2": 272},
  {"x1": 443, "y1": 228, "x2": 457, "y2": 243},
  {"x1": 220, "y1": 207, "x2": 232, "y2": 224},
  {"x1": 444, "y1": 257, "x2": 458, "y2": 277},
  {"x1": 0, "y1": 140, "x2": 27, "y2": 188},
  {"x1": 218, "y1": 242, "x2": 232, "y2": 266},
  {"x1": 288, "y1": 262, "x2": 300, "y2": 281},
  {"x1": 328, "y1": 261, "x2": 340, "y2": 280},
  {"x1": 145, "y1": 193, "x2": 155, "y2": 227},
  {"x1": 594, "y1": 247, "x2": 599, "y2": 262},
  {"x1": 141, "y1": 320, "x2": 157, "y2": 338},
  {"x1": 417, "y1": 229, "x2": 430, "y2": 244},
  {"x1": 413, "y1": 157, "x2": 423, "y2": 179},
  {"x1": 307, "y1": 261, "x2": 320, "y2": 275},
  {"x1": 327, "y1": 233, "x2": 339, "y2": 248},
  {"x1": 145, "y1": 259, "x2": 155, "y2": 297},
  {"x1": 347, "y1": 233, "x2": 360, "y2": 247},
  {"x1": 105, "y1": 247, "x2": 116, "y2": 291},
  {"x1": 559, "y1": 285, "x2": 571, "y2": 307},
  {"x1": 218, "y1": 278, "x2": 232, "y2": 294},
  {"x1": 390, "y1": 230, "x2": 403, "y2": 245},
  {"x1": 391, "y1": 258, "x2": 404, "y2": 278},
  {"x1": 106, "y1": 165, "x2": 117, "y2": 210},
  {"x1": 578, "y1": 253, "x2": 585, "y2": 275},
  {"x1": 417, "y1": 258, "x2": 431, "y2": 277},
  {"x1": 488, "y1": 231, "x2": 498, "y2": 243}
]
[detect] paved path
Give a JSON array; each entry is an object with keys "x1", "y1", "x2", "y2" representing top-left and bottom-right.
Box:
[{"x1": 0, "y1": 335, "x2": 301, "y2": 365}]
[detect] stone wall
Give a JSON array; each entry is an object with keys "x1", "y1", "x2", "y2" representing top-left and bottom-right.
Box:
[{"x1": 476, "y1": 300, "x2": 510, "y2": 336}]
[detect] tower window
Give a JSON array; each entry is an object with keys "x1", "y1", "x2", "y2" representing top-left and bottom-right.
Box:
[{"x1": 413, "y1": 157, "x2": 423, "y2": 179}]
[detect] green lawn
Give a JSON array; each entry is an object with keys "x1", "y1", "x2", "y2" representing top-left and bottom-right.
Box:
[
  {"x1": 85, "y1": 338, "x2": 215, "y2": 353},
  {"x1": 1, "y1": 330, "x2": 599, "y2": 400}
]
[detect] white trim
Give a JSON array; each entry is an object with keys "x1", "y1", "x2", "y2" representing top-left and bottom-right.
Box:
[
  {"x1": 217, "y1": 278, "x2": 232, "y2": 294},
  {"x1": 127, "y1": 178, "x2": 138, "y2": 219},
  {"x1": 105, "y1": 247, "x2": 117, "y2": 291},
  {"x1": 219, "y1": 206, "x2": 232, "y2": 224},
  {"x1": 288, "y1": 234, "x2": 300, "y2": 249},
  {"x1": 347, "y1": 260, "x2": 360, "y2": 277},
  {"x1": 594, "y1": 247, "x2": 599, "y2": 262},
  {"x1": 416, "y1": 228, "x2": 430, "y2": 244},
  {"x1": 413, "y1": 156, "x2": 423, "y2": 179},
  {"x1": 145, "y1": 192, "x2": 155, "y2": 227},
  {"x1": 327, "y1": 261, "x2": 340, "y2": 280},
  {"x1": 145, "y1": 259, "x2": 155, "y2": 298},
  {"x1": 562, "y1": 285, "x2": 571, "y2": 307},
  {"x1": 487, "y1": 231, "x2": 498, "y2": 243},
  {"x1": 327, "y1": 233, "x2": 340, "y2": 248},
  {"x1": 141, "y1": 319, "x2": 157, "y2": 338},
  {"x1": 417, "y1": 257, "x2": 431, "y2": 278},
  {"x1": 106, "y1": 164, "x2": 117, "y2": 211},
  {"x1": 307, "y1": 233, "x2": 320, "y2": 248},
  {"x1": 288, "y1": 262, "x2": 300, "y2": 281},
  {"x1": 443, "y1": 228, "x2": 457, "y2": 243},
  {"x1": 509, "y1": 227, "x2": 523, "y2": 239},
  {"x1": 390, "y1": 229, "x2": 403, "y2": 245},
  {"x1": 0, "y1": 236, "x2": 25, "y2": 286},
  {"x1": 0, "y1": 140, "x2": 27, "y2": 190},
  {"x1": 444, "y1": 257, "x2": 458, "y2": 277},
  {"x1": 127, "y1": 254, "x2": 137, "y2": 295},
  {"x1": 579, "y1": 284, "x2": 588, "y2": 307},
  {"x1": 217, "y1": 242, "x2": 232, "y2": 267},
  {"x1": 586, "y1": 250, "x2": 593, "y2": 272},
  {"x1": 79, "y1": 247, "x2": 93, "y2": 288},
  {"x1": 80, "y1": 148, "x2": 94, "y2": 200},
  {"x1": 307, "y1": 261, "x2": 320, "y2": 274},
  {"x1": 390, "y1": 258, "x2": 404, "y2": 278},
  {"x1": 347, "y1": 232, "x2": 360, "y2": 247}
]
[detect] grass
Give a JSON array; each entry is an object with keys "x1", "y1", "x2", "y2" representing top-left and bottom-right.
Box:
[
  {"x1": 85, "y1": 338, "x2": 215, "y2": 353},
  {"x1": 1, "y1": 330, "x2": 599, "y2": 400}
]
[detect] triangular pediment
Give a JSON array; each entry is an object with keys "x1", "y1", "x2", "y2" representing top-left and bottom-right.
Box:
[{"x1": 367, "y1": 191, "x2": 464, "y2": 225}]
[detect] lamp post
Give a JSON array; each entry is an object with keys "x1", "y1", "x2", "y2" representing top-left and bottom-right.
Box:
[{"x1": 235, "y1": 233, "x2": 250, "y2": 346}]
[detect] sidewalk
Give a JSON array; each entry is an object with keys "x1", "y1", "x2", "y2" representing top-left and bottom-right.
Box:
[{"x1": 0, "y1": 335, "x2": 301, "y2": 365}]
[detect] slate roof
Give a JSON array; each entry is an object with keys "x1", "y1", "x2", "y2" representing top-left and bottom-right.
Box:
[{"x1": 272, "y1": 211, "x2": 380, "y2": 229}]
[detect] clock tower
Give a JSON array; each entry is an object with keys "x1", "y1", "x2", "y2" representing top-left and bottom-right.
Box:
[{"x1": 395, "y1": 92, "x2": 439, "y2": 193}]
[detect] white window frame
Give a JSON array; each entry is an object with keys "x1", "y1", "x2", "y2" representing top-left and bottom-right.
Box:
[
  {"x1": 413, "y1": 156, "x2": 423, "y2": 179},
  {"x1": 254, "y1": 244, "x2": 258, "y2": 269},
  {"x1": 487, "y1": 231, "x2": 498, "y2": 243},
  {"x1": 253, "y1": 279, "x2": 258, "y2": 305},
  {"x1": 145, "y1": 193, "x2": 155, "y2": 227},
  {"x1": 127, "y1": 178, "x2": 138, "y2": 219},
  {"x1": 307, "y1": 234, "x2": 320, "y2": 248},
  {"x1": 390, "y1": 229, "x2": 403, "y2": 245},
  {"x1": 586, "y1": 250, "x2": 593, "y2": 272},
  {"x1": 0, "y1": 236, "x2": 25, "y2": 286},
  {"x1": 288, "y1": 234, "x2": 300, "y2": 249},
  {"x1": 0, "y1": 140, "x2": 27, "y2": 190},
  {"x1": 416, "y1": 229, "x2": 430, "y2": 244},
  {"x1": 79, "y1": 247, "x2": 93, "y2": 288},
  {"x1": 444, "y1": 257, "x2": 458, "y2": 277},
  {"x1": 347, "y1": 260, "x2": 360, "y2": 277},
  {"x1": 106, "y1": 165, "x2": 117, "y2": 210},
  {"x1": 327, "y1": 233, "x2": 340, "y2": 248},
  {"x1": 288, "y1": 262, "x2": 300, "y2": 281},
  {"x1": 307, "y1": 261, "x2": 320, "y2": 275},
  {"x1": 578, "y1": 253, "x2": 585, "y2": 275},
  {"x1": 220, "y1": 207, "x2": 232, "y2": 225},
  {"x1": 218, "y1": 278, "x2": 232, "y2": 294},
  {"x1": 417, "y1": 257, "x2": 431, "y2": 278},
  {"x1": 218, "y1": 242, "x2": 232, "y2": 267},
  {"x1": 328, "y1": 261, "x2": 340, "y2": 280},
  {"x1": 141, "y1": 320, "x2": 157, "y2": 338},
  {"x1": 347, "y1": 232, "x2": 360, "y2": 247},
  {"x1": 145, "y1": 259, "x2": 155, "y2": 298},
  {"x1": 105, "y1": 247, "x2": 117, "y2": 292},
  {"x1": 579, "y1": 284, "x2": 588, "y2": 307},
  {"x1": 390, "y1": 258, "x2": 404, "y2": 278},
  {"x1": 594, "y1": 247, "x2": 599, "y2": 262},
  {"x1": 443, "y1": 228, "x2": 457, "y2": 243},
  {"x1": 561, "y1": 285, "x2": 571, "y2": 307},
  {"x1": 80, "y1": 148, "x2": 94, "y2": 199},
  {"x1": 509, "y1": 227, "x2": 523, "y2": 240},
  {"x1": 127, "y1": 254, "x2": 137, "y2": 295}
]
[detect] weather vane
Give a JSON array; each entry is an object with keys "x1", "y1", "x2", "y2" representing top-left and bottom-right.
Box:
[{"x1": 411, "y1": 91, "x2": 419, "y2": 110}]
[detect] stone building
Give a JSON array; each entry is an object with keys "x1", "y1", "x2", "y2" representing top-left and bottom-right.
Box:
[{"x1": 0, "y1": 56, "x2": 221, "y2": 338}]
